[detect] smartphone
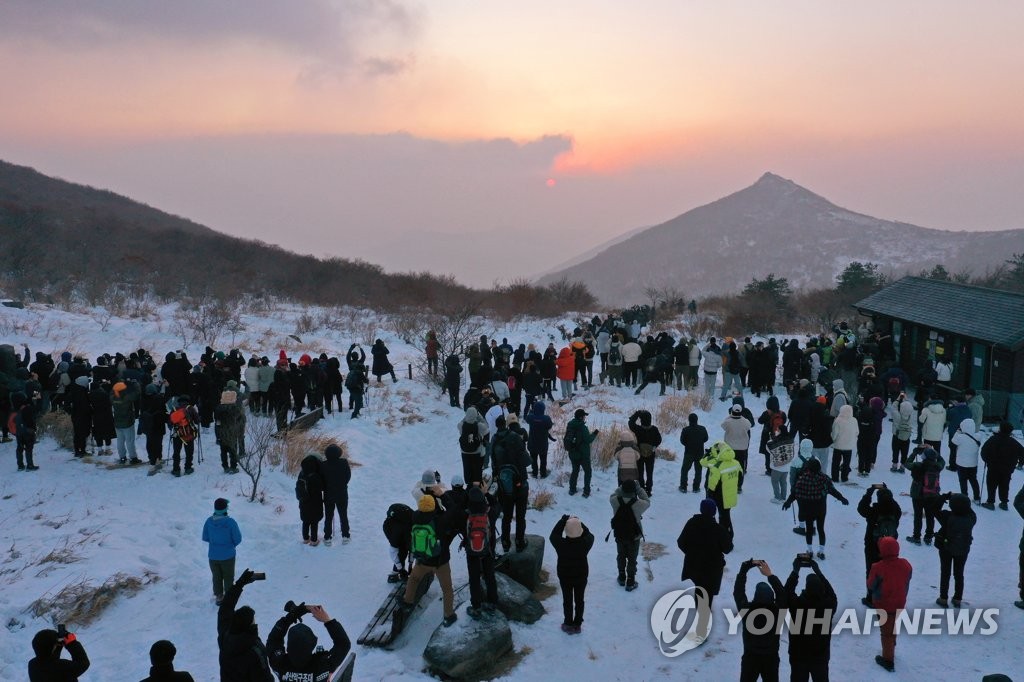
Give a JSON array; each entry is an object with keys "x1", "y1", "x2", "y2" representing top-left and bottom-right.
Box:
[
  {"x1": 252, "y1": 572, "x2": 266, "y2": 581},
  {"x1": 57, "y1": 624, "x2": 68, "y2": 638}
]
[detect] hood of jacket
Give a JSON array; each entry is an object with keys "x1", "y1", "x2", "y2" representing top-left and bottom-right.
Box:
[
  {"x1": 898, "y1": 401, "x2": 914, "y2": 419},
  {"x1": 958, "y1": 418, "x2": 977, "y2": 435},
  {"x1": 558, "y1": 347, "x2": 572, "y2": 359},
  {"x1": 832, "y1": 379, "x2": 845, "y2": 392},
  {"x1": 531, "y1": 402, "x2": 546, "y2": 418},
  {"x1": 753, "y1": 581, "x2": 776, "y2": 606},
  {"x1": 464, "y1": 406, "x2": 484, "y2": 424},
  {"x1": 949, "y1": 493, "x2": 973, "y2": 515},
  {"x1": 869, "y1": 397, "x2": 885, "y2": 412},
  {"x1": 838, "y1": 404, "x2": 854, "y2": 419},
  {"x1": 300, "y1": 454, "x2": 320, "y2": 475},
  {"x1": 878, "y1": 536, "x2": 900, "y2": 559},
  {"x1": 287, "y1": 623, "x2": 318, "y2": 668},
  {"x1": 799, "y1": 439, "x2": 813, "y2": 458},
  {"x1": 710, "y1": 442, "x2": 736, "y2": 462},
  {"x1": 766, "y1": 395, "x2": 780, "y2": 412},
  {"x1": 926, "y1": 401, "x2": 945, "y2": 414}
]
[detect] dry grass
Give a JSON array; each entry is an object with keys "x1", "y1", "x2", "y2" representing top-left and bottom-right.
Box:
[
  {"x1": 592, "y1": 423, "x2": 628, "y2": 471},
  {"x1": 35, "y1": 411, "x2": 75, "y2": 451},
  {"x1": 656, "y1": 393, "x2": 699, "y2": 432},
  {"x1": 273, "y1": 431, "x2": 341, "y2": 474},
  {"x1": 642, "y1": 542, "x2": 668, "y2": 562},
  {"x1": 551, "y1": 471, "x2": 569, "y2": 488},
  {"x1": 654, "y1": 447, "x2": 677, "y2": 462},
  {"x1": 528, "y1": 486, "x2": 555, "y2": 511},
  {"x1": 26, "y1": 570, "x2": 159, "y2": 627}
]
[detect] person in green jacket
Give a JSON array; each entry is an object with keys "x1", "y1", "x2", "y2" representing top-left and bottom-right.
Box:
[
  {"x1": 111, "y1": 380, "x2": 141, "y2": 464},
  {"x1": 701, "y1": 441, "x2": 743, "y2": 538},
  {"x1": 565, "y1": 409, "x2": 599, "y2": 498}
]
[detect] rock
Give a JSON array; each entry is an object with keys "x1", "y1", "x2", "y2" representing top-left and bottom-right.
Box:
[
  {"x1": 423, "y1": 607, "x2": 513, "y2": 680},
  {"x1": 496, "y1": 534, "x2": 545, "y2": 591},
  {"x1": 494, "y1": 573, "x2": 545, "y2": 624},
  {"x1": 0, "y1": 300, "x2": 24, "y2": 309}
]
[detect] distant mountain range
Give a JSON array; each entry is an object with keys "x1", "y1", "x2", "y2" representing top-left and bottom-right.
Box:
[{"x1": 538, "y1": 172, "x2": 1024, "y2": 307}]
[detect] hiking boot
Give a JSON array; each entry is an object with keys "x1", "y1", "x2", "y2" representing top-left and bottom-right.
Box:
[
  {"x1": 571, "y1": 624, "x2": 583, "y2": 634},
  {"x1": 129, "y1": 458, "x2": 142, "y2": 464},
  {"x1": 679, "y1": 486, "x2": 687, "y2": 493},
  {"x1": 625, "y1": 581, "x2": 638, "y2": 592},
  {"x1": 582, "y1": 489, "x2": 591, "y2": 498},
  {"x1": 1015, "y1": 600, "x2": 1024, "y2": 610},
  {"x1": 342, "y1": 535, "x2": 351, "y2": 544},
  {"x1": 617, "y1": 575, "x2": 626, "y2": 587},
  {"x1": 875, "y1": 655, "x2": 895, "y2": 672},
  {"x1": 889, "y1": 465, "x2": 899, "y2": 473},
  {"x1": 184, "y1": 467, "x2": 194, "y2": 475},
  {"x1": 172, "y1": 469, "x2": 181, "y2": 477},
  {"x1": 973, "y1": 498, "x2": 981, "y2": 505},
  {"x1": 540, "y1": 468, "x2": 549, "y2": 478},
  {"x1": 568, "y1": 489, "x2": 577, "y2": 496},
  {"x1": 223, "y1": 467, "x2": 231, "y2": 474},
  {"x1": 26, "y1": 465, "x2": 39, "y2": 471},
  {"x1": 560, "y1": 623, "x2": 574, "y2": 633},
  {"x1": 816, "y1": 551, "x2": 826, "y2": 560},
  {"x1": 119, "y1": 457, "x2": 128, "y2": 464},
  {"x1": 897, "y1": 466, "x2": 905, "y2": 473},
  {"x1": 324, "y1": 538, "x2": 333, "y2": 547},
  {"x1": 951, "y1": 598, "x2": 962, "y2": 608},
  {"x1": 936, "y1": 597, "x2": 949, "y2": 608},
  {"x1": 229, "y1": 467, "x2": 239, "y2": 474},
  {"x1": 501, "y1": 540, "x2": 512, "y2": 553},
  {"x1": 861, "y1": 597, "x2": 873, "y2": 607},
  {"x1": 923, "y1": 533, "x2": 934, "y2": 546},
  {"x1": 692, "y1": 484, "x2": 700, "y2": 492},
  {"x1": 515, "y1": 540, "x2": 527, "y2": 552},
  {"x1": 310, "y1": 539, "x2": 320, "y2": 547},
  {"x1": 442, "y1": 614, "x2": 457, "y2": 628},
  {"x1": 999, "y1": 502, "x2": 1009, "y2": 510},
  {"x1": 905, "y1": 535, "x2": 921, "y2": 545},
  {"x1": 981, "y1": 502, "x2": 996, "y2": 510},
  {"x1": 17, "y1": 465, "x2": 25, "y2": 471},
  {"x1": 483, "y1": 601, "x2": 497, "y2": 611}
]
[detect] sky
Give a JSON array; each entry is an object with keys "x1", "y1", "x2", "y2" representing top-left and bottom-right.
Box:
[{"x1": 2, "y1": 1, "x2": 1024, "y2": 287}]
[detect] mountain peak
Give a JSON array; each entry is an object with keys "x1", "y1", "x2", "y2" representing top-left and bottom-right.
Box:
[{"x1": 754, "y1": 171, "x2": 796, "y2": 187}]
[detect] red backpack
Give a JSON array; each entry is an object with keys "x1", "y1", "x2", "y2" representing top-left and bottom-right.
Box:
[
  {"x1": 170, "y1": 407, "x2": 197, "y2": 443},
  {"x1": 466, "y1": 512, "x2": 491, "y2": 556}
]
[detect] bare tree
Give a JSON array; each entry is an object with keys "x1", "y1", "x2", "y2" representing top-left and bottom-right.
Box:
[
  {"x1": 238, "y1": 416, "x2": 276, "y2": 502},
  {"x1": 172, "y1": 298, "x2": 244, "y2": 349}
]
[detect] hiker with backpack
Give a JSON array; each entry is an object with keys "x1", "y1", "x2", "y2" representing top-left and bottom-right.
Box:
[
  {"x1": 757, "y1": 396, "x2": 788, "y2": 476},
  {"x1": 168, "y1": 396, "x2": 200, "y2": 477},
  {"x1": 458, "y1": 407, "x2": 488, "y2": 485},
  {"x1": 733, "y1": 559, "x2": 786, "y2": 682},
  {"x1": 214, "y1": 381, "x2": 245, "y2": 474},
  {"x1": 605, "y1": 334, "x2": 624, "y2": 387},
  {"x1": 383, "y1": 503, "x2": 414, "y2": 582},
  {"x1": 783, "y1": 458, "x2": 849, "y2": 560},
  {"x1": 906, "y1": 446, "x2": 946, "y2": 545},
  {"x1": 609, "y1": 479, "x2": 649, "y2": 592},
  {"x1": 321, "y1": 444, "x2": 351, "y2": 546},
  {"x1": 400, "y1": 495, "x2": 458, "y2": 628},
  {"x1": 492, "y1": 415, "x2": 531, "y2": 552},
  {"x1": 296, "y1": 454, "x2": 325, "y2": 546},
  {"x1": 565, "y1": 409, "x2": 599, "y2": 497},
  {"x1": 344, "y1": 362, "x2": 367, "y2": 419},
  {"x1": 679, "y1": 413, "x2": 709, "y2": 493},
  {"x1": 950, "y1": 418, "x2": 982, "y2": 502},
  {"x1": 855, "y1": 396, "x2": 885, "y2": 477},
  {"x1": 677, "y1": 498, "x2": 733, "y2": 640},
  {"x1": 550, "y1": 514, "x2": 594, "y2": 634},
  {"x1": 933, "y1": 492, "x2": 977, "y2": 608},
  {"x1": 867, "y1": 537, "x2": 913, "y2": 672},
  {"x1": 888, "y1": 396, "x2": 914, "y2": 473},
  {"x1": 202, "y1": 498, "x2": 242, "y2": 605},
  {"x1": 700, "y1": 441, "x2": 742, "y2": 538},
  {"x1": 857, "y1": 484, "x2": 902, "y2": 606},
  {"x1": 981, "y1": 421, "x2": 1024, "y2": 510},
  {"x1": 627, "y1": 409, "x2": 663, "y2": 495},
  {"x1": 463, "y1": 485, "x2": 500, "y2": 619},
  {"x1": 525, "y1": 401, "x2": 555, "y2": 479}
]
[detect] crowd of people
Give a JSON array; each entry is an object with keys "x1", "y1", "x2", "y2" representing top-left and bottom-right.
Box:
[{"x1": 7, "y1": 310, "x2": 1024, "y2": 680}]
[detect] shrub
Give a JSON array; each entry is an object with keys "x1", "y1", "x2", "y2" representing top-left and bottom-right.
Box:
[
  {"x1": 26, "y1": 571, "x2": 159, "y2": 627},
  {"x1": 35, "y1": 411, "x2": 74, "y2": 451},
  {"x1": 276, "y1": 431, "x2": 340, "y2": 475},
  {"x1": 656, "y1": 394, "x2": 697, "y2": 433},
  {"x1": 592, "y1": 423, "x2": 628, "y2": 471},
  {"x1": 529, "y1": 486, "x2": 556, "y2": 511},
  {"x1": 654, "y1": 447, "x2": 677, "y2": 462}
]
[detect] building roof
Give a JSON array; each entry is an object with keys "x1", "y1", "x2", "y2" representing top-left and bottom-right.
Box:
[{"x1": 855, "y1": 276, "x2": 1024, "y2": 350}]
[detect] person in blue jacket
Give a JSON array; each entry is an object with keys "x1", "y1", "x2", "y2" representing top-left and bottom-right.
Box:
[{"x1": 202, "y1": 497, "x2": 242, "y2": 605}]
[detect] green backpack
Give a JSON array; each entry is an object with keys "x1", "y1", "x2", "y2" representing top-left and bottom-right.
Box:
[{"x1": 410, "y1": 520, "x2": 440, "y2": 560}]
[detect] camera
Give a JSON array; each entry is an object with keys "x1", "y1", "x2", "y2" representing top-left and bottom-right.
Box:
[
  {"x1": 252, "y1": 572, "x2": 266, "y2": 581},
  {"x1": 284, "y1": 600, "x2": 307, "y2": 614},
  {"x1": 57, "y1": 624, "x2": 68, "y2": 639},
  {"x1": 872, "y1": 483, "x2": 886, "y2": 489}
]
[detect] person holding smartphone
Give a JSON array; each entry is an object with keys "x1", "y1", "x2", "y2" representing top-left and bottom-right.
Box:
[{"x1": 29, "y1": 625, "x2": 90, "y2": 681}]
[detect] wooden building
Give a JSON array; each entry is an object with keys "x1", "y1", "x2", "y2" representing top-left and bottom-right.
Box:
[{"x1": 854, "y1": 276, "x2": 1024, "y2": 423}]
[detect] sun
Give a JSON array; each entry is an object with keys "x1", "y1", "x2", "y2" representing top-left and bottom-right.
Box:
[{"x1": 546, "y1": 178, "x2": 557, "y2": 188}]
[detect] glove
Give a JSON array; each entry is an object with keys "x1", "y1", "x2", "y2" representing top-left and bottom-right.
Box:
[
  {"x1": 289, "y1": 602, "x2": 308, "y2": 620},
  {"x1": 841, "y1": 499, "x2": 849, "y2": 506},
  {"x1": 561, "y1": 514, "x2": 570, "y2": 521},
  {"x1": 782, "y1": 502, "x2": 791, "y2": 511},
  {"x1": 237, "y1": 569, "x2": 256, "y2": 586}
]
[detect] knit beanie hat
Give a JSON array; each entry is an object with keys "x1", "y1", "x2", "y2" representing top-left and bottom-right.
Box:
[
  {"x1": 214, "y1": 498, "x2": 229, "y2": 512},
  {"x1": 564, "y1": 517, "x2": 583, "y2": 539},
  {"x1": 700, "y1": 498, "x2": 717, "y2": 516},
  {"x1": 418, "y1": 495, "x2": 436, "y2": 513}
]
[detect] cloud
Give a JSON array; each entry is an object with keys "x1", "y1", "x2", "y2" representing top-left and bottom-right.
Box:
[{"x1": 0, "y1": 0, "x2": 422, "y2": 75}]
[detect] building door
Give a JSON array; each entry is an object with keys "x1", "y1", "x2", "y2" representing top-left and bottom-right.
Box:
[
  {"x1": 969, "y1": 343, "x2": 987, "y2": 390},
  {"x1": 892, "y1": 320, "x2": 902, "y2": 361}
]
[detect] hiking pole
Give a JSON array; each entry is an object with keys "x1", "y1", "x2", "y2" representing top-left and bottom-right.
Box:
[{"x1": 197, "y1": 432, "x2": 204, "y2": 465}]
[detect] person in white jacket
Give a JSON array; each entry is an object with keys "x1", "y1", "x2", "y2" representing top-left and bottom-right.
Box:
[
  {"x1": 722, "y1": 405, "x2": 754, "y2": 490},
  {"x1": 919, "y1": 400, "x2": 947, "y2": 454},
  {"x1": 950, "y1": 418, "x2": 982, "y2": 502},
  {"x1": 830, "y1": 404, "x2": 858, "y2": 483}
]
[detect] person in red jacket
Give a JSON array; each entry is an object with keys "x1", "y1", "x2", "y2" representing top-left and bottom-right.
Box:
[
  {"x1": 866, "y1": 536, "x2": 913, "y2": 672},
  {"x1": 555, "y1": 347, "x2": 576, "y2": 402}
]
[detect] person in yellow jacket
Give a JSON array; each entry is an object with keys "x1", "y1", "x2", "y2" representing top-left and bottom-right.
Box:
[{"x1": 701, "y1": 441, "x2": 743, "y2": 538}]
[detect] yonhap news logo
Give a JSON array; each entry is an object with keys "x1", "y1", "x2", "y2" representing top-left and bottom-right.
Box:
[{"x1": 650, "y1": 583, "x2": 713, "y2": 657}]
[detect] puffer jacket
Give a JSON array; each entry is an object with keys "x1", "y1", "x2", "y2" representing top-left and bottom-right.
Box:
[
  {"x1": 701, "y1": 442, "x2": 742, "y2": 510},
  {"x1": 950, "y1": 419, "x2": 981, "y2": 468},
  {"x1": 919, "y1": 401, "x2": 947, "y2": 442},
  {"x1": 866, "y1": 537, "x2": 912, "y2": 611},
  {"x1": 889, "y1": 400, "x2": 915, "y2": 441},
  {"x1": 701, "y1": 344, "x2": 722, "y2": 373},
  {"x1": 555, "y1": 348, "x2": 576, "y2": 381},
  {"x1": 830, "y1": 404, "x2": 858, "y2": 450}
]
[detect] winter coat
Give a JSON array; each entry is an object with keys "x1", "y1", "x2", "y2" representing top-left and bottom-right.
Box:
[
  {"x1": 321, "y1": 447, "x2": 351, "y2": 501},
  {"x1": 734, "y1": 567, "x2": 786, "y2": 657},
  {"x1": 297, "y1": 455, "x2": 325, "y2": 522},
  {"x1": 555, "y1": 348, "x2": 576, "y2": 381},
  {"x1": 28, "y1": 640, "x2": 91, "y2": 682},
  {"x1": 621, "y1": 342, "x2": 642, "y2": 363},
  {"x1": 525, "y1": 402, "x2": 554, "y2": 454},
  {"x1": 203, "y1": 514, "x2": 242, "y2": 561},
  {"x1": 244, "y1": 365, "x2": 260, "y2": 393},
  {"x1": 689, "y1": 343, "x2": 702, "y2": 367},
  {"x1": 721, "y1": 414, "x2": 752, "y2": 451},
  {"x1": 946, "y1": 402, "x2": 972, "y2": 439},
  {"x1": 785, "y1": 468, "x2": 848, "y2": 520},
  {"x1": 830, "y1": 405, "x2": 858, "y2": 450},
  {"x1": 370, "y1": 341, "x2": 393, "y2": 377},
  {"x1": 889, "y1": 400, "x2": 915, "y2": 441},
  {"x1": 950, "y1": 419, "x2": 981, "y2": 468},
  {"x1": 701, "y1": 443, "x2": 742, "y2": 510},
  {"x1": 606, "y1": 341, "x2": 624, "y2": 367},
  {"x1": 981, "y1": 432, "x2": 1024, "y2": 475},
  {"x1": 89, "y1": 387, "x2": 116, "y2": 439},
  {"x1": 967, "y1": 394, "x2": 985, "y2": 427},
  {"x1": 410, "y1": 507, "x2": 452, "y2": 567},
  {"x1": 908, "y1": 449, "x2": 946, "y2": 499},
  {"x1": 677, "y1": 513, "x2": 733, "y2": 595},
  {"x1": 217, "y1": 583, "x2": 274, "y2": 682},
  {"x1": 857, "y1": 489, "x2": 902, "y2": 546},
  {"x1": 807, "y1": 401, "x2": 832, "y2": 448},
  {"x1": 492, "y1": 427, "x2": 531, "y2": 495},
  {"x1": 459, "y1": 407, "x2": 489, "y2": 455},
  {"x1": 867, "y1": 537, "x2": 912, "y2": 611},
  {"x1": 596, "y1": 331, "x2": 611, "y2": 354},
  {"x1": 935, "y1": 494, "x2": 976, "y2": 557},
  {"x1": 139, "y1": 663, "x2": 195, "y2": 681},
  {"x1": 919, "y1": 401, "x2": 947, "y2": 442},
  {"x1": 757, "y1": 397, "x2": 787, "y2": 455},
  {"x1": 784, "y1": 567, "x2": 837, "y2": 661},
  {"x1": 549, "y1": 517, "x2": 594, "y2": 580},
  {"x1": 564, "y1": 417, "x2": 596, "y2": 461},
  {"x1": 627, "y1": 411, "x2": 663, "y2": 456},
  {"x1": 110, "y1": 382, "x2": 140, "y2": 429},
  {"x1": 680, "y1": 417, "x2": 709, "y2": 457},
  {"x1": 267, "y1": 615, "x2": 351, "y2": 682},
  {"x1": 829, "y1": 381, "x2": 848, "y2": 418},
  {"x1": 615, "y1": 441, "x2": 641, "y2": 481}
]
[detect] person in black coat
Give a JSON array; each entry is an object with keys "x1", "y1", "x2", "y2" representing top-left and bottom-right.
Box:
[
  {"x1": 89, "y1": 381, "x2": 115, "y2": 452},
  {"x1": 857, "y1": 484, "x2": 902, "y2": 605},
  {"x1": 297, "y1": 454, "x2": 325, "y2": 545},
  {"x1": 324, "y1": 356, "x2": 344, "y2": 415},
  {"x1": 321, "y1": 444, "x2": 352, "y2": 545},
  {"x1": 28, "y1": 627, "x2": 90, "y2": 681},
  {"x1": 550, "y1": 514, "x2": 594, "y2": 633},
  {"x1": 734, "y1": 559, "x2": 786, "y2": 682},
  {"x1": 269, "y1": 363, "x2": 292, "y2": 431},
  {"x1": 140, "y1": 640, "x2": 194, "y2": 682},
  {"x1": 267, "y1": 603, "x2": 351, "y2": 682},
  {"x1": 463, "y1": 485, "x2": 500, "y2": 618},
  {"x1": 492, "y1": 417, "x2": 531, "y2": 552},
  {"x1": 67, "y1": 377, "x2": 93, "y2": 457},
  {"x1": 139, "y1": 384, "x2": 167, "y2": 467},
  {"x1": 217, "y1": 569, "x2": 274, "y2": 682},
  {"x1": 788, "y1": 382, "x2": 815, "y2": 439},
  {"x1": 981, "y1": 421, "x2": 1024, "y2": 509},
  {"x1": 443, "y1": 354, "x2": 462, "y2": 407},
  {"x1": 371, "y1": 339, "x2": 398, "y2": 383},
  {"x1": 628, "y1": 409, "x2": 663, "y2": 496},
  {"x1": 677, "y1": 498, "x2": 734, "y2": 638},
  {"x1": 784, "y1": 557, "x2": 837, "y2": 682},
  {"x1": 934, "y1": 493, "x2": 977, "y2": 607},
  {"x1": 679, "y1": 413, "x2": 709, "y2": 492},
  {"x1": 288, "y1": 364, "x2": 306, "y2": 418}
]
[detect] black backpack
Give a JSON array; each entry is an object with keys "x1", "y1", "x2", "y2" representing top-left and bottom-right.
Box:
[
  {"x1": 611, "y1": 496, "x2": 641, "y2": 541},
  {"x1": 459, "y1": 421, "x2": 481, "y2": 452},
  {"x1": 563, "y1": 425, "x2": 581, "y2": 451},
  {"x1": 609, "y1": 345, "x2": 622, "y2": 364}
]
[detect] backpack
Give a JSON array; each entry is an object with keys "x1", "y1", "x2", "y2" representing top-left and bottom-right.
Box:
[
  {"x1": 609, "y1": 345, "x2": 622, "y2": 364},
  {"x1": 169, "y1": 407, "x2": 197, "y2": 443},
  {"x1": 459, "y1": 421, "x2": 481, "y2": 453},
  {"x1": 611, "y1": 496, "x2": 641, "y2": 541},
  {"x1": 344, "y1": 370, "x2": 363, "y2": 391},
  {"x1": 465, "y1": 512, "x2": 491, "y2": 556},
  {"x1": 887, "y1": 376, "x2": 901, "y2": 393},
  {"x1": 410, "y1": 520, "x2": 440, "y2": 560},
  {"x1": 921, "y1": 468, "x2": 941, "y2": 497},
  {"x1": 873, "y1": 514, "x2": 899, "y2": 542},
  {"x1": 383, "y1": 503, "x2": 413, "y2": 547},
  {"x1": 6, "y1": 410, "x2": 17, "y2": 436},
  {"x1": 507, "y1": 375, "x2": 517, "y2": 392},
  {"x1": 563, "y1": 425, "x2": 581, "y2": 451},
  {"x1": 645, "y1": 357, "x2": 657, "y2": 373},
  {"x1": 498, "y1": 462, "x2": 521, "y2": 496},
  {"x1": 295, "y1": 476, "x2": 309, "y2": 503}
]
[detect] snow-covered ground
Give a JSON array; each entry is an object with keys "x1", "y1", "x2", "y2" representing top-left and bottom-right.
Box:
[{"x1": 0, "y1": 302, "x2": 1021, "y2": 681}]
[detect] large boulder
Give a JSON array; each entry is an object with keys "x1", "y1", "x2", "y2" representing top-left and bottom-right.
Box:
[
  {"x1": 423, "y1": 608, "x2": 513, "y2": 680},
  {"x1": 494, "y1": 573, "x2": 545, "y2": 624},
  {"x1": 496, "y1": 534, "x2": 545, "y2": 591}
]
